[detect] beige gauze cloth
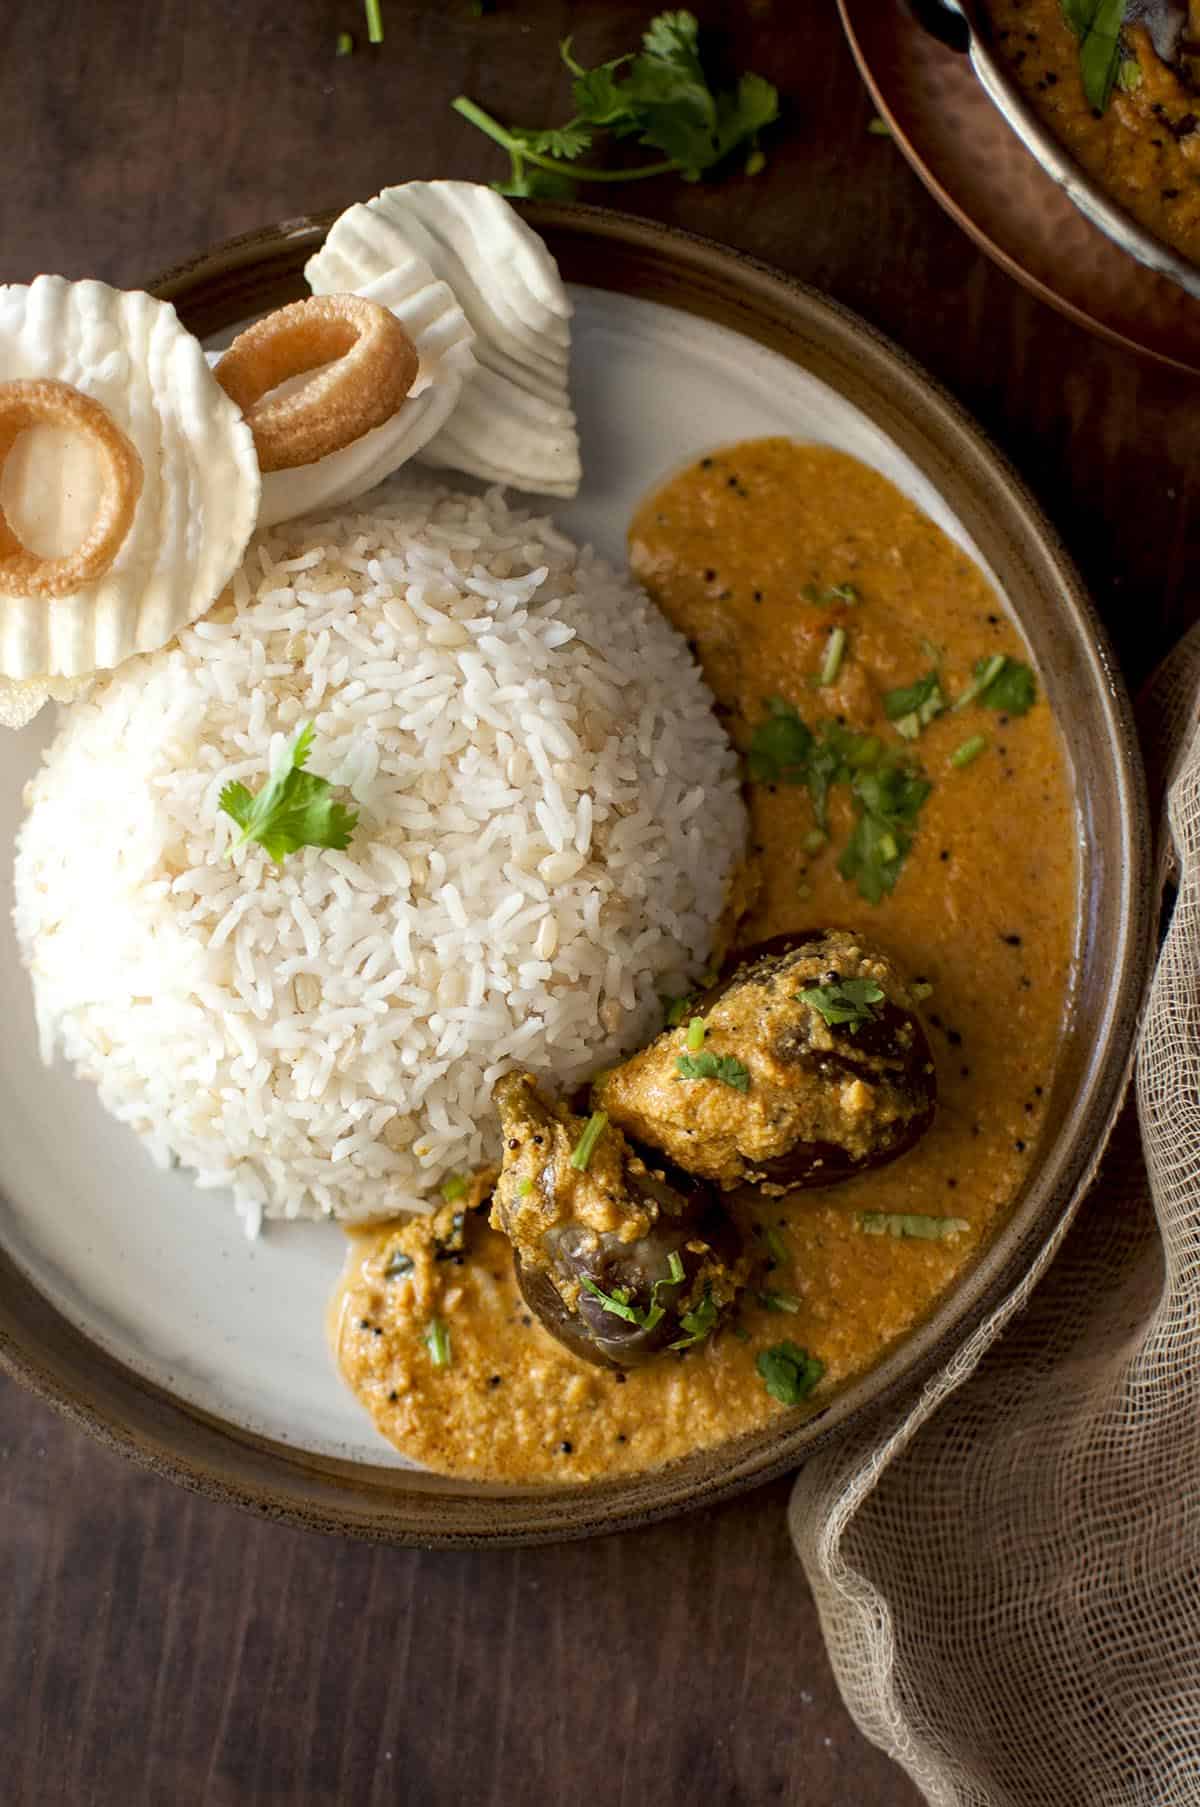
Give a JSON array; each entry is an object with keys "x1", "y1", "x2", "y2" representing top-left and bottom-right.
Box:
[{"x1": 790, "y1": 633, "x2": 1200, "y2": 1806}]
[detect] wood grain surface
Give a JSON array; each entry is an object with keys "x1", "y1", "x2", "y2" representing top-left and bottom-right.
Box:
[{"x1": 1, "y1": 2, "x2": 1193, "y2": 1802}]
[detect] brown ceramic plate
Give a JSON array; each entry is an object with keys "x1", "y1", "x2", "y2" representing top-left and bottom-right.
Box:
[
  {"x1": 839, "y1": 0, "x2": 1200, "y2": 375},
  {"x1": 0, "y1": 205, "x2": 1151, "y2": 1546}
]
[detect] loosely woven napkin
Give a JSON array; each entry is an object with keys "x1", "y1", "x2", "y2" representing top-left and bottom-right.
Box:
[{"x1": 790, "y1": 630, "x2": 1200, "y2": 1806}]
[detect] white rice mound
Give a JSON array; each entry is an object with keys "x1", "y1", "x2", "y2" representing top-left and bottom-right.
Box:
[{"x1": 14, "y1": 482, "x2": 746, "y2": 1231}]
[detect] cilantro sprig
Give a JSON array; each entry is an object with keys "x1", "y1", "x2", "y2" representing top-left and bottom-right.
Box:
[
  {"x1": 219, "y1": 724, "x2": 359, "y2": 864},
  {"x1": 452, "y1": 11, "x2": 779, "y2": 198}
]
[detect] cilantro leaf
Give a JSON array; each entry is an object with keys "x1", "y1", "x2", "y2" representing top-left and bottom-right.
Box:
[
  {"x1": 798, "y1": 978, "x2": 885, "y2": 1031},
  {"x1": 747, "y1": 696, "x2": 813, "y2": 784},
  {"x1": 641, "y1": 8, "x2": 704, "y2": 74},
  {"x1": 1062, "y1": 0, "x2": 1126, "y2": 112},
  {"x1": 977, "y1": 656, "x2": 1036, "y2": 716},
  {"x1": 670, "y1": 1284, "x2": 719, "y2": 1349},
  {"x1": 219, "y1": 723, "x2": 359, "y2": 864},
  {"x1": 729, "y1": 70, "x2": 780, "y2": 138},
  {"x1": 675, "y1": 1051, "x2": 751, "y2": 1091},
  {"x1": 571, "y1": 57, "x2": 636, "y2": 125},
  {"x1": 757, "y1": 1341, "x2": 824, "y2": 1405},
  {"x1": 883, "y1": 670, "x2": 945, "y2": 734},
  {"x1": 508, "y1": 120, "x2": 593, "y2": 161},
  {"x1": 580, "y1": 1277, "x2": 643, "y2": 1326}
]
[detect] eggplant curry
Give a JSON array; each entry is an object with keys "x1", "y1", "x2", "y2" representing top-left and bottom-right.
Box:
[{"x1": 332, "y1": 439, "x2": 1078, "y2": 1483}]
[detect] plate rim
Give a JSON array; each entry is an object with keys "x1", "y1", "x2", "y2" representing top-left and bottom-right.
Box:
[{"x1": 0, "y1": 199, "x2": 1154, "y2": 1545}]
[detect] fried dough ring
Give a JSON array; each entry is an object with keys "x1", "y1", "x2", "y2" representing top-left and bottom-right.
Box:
[
  {"x1": 0, "y1": 379, "x2": 144, "y2": 599},
  {"x1": 214, "y1": 294, "x2": 419, "y2": 473}
]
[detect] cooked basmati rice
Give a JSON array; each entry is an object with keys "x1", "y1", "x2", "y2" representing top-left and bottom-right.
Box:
[{"x1": 13, "y1": 482, "x2": 745, "y2": 1230}]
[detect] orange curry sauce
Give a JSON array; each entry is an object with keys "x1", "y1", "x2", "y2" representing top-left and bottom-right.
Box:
[{"x1": 331, "y1": 440, "x2": 1078, "y2": 1482}]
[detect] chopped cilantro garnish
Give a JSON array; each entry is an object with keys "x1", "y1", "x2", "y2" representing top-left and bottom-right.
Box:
[
  {"x1": 675, "y1": 1051, "x2": 750, "y2": 1091},
  {"x1": 424, "y1": 1318, "x2": 452, "y2": 1366},
  {"x1": 763, "y1": 1225, "x2": 789, "y2": 1265},
  {"x1": 219, "y1": 723, "x2": 359, "y2": 864},
  {"x1": 580, "y1": 1276, "x2": 642, "y2": 1325},
  {"x1": 686, "y1": 1015, "x2": 707, "y2": 1052},
  {"x1": 569, "y1": 1110, "x2": 609, "y2": 1171},
  {"x1": 645, "y1": 1249, "x2": 688, "y2": 1330},
  {"x1": 581, "y1": 1250, "x2": 687, "y2": 1335},
  {"x1": 798, "y1": 977, "x2": 885, "y2": 1030},
  {"x1": 951, "y1": 654, "x2": 1036, "y2": 716},
  {"x1": 441, "y1": 1173, "x2": 467, "y2": 1203},
  {"x1": 671, "y1": 1286, "x2": 719, "y2": 1349},
  {"x1": 857, "y1": 1212, "x2": 970, "y2": 1241},
  {"x1": 747, "y1": 696, "x2": 813, "y2": 785},
  {"x1": 746, "y1": 700, "x2": 930, "y2": 902},
  {"x1": 757, "y1": 1341, "x2": 824, "y2": 1404},
  {"x1": 838, "y1": 763, "x2": 932, "y2": 904},
  {"x1": 663, "y1": 991, "x2": 695, "y2": 1028},
  {"x1": 978, "y1": 656, "x2": 1036, "y2": 716},
  {"x1": 1061, "y1": 0, "x2": 1126, "y2": 111},
  {"x1": 336, "y1": 30, "x2": 355, "y2": 55},
  {"x1": 952, "y1": 653, "x2": 1005, "y2": 713},
  {"x1": 803, "y1": 582, "x2": 860, "y2": 606},
  {"x1": 952, "y1": 734, "x2": 988, "y2": 769},
  {"x1": 818, "y1": 626, "x2": 847, "y2": 687},
  {"x1": 759, "y1": 1290, "x2": 802, "y2": 1312},
  {"x1": 867, "y1": 116, "x2": 892, "y2": 136},
  {"x1": 516, "y1": 1177, "x2": 534, "y2": 1198},
  {"x1": 884, "y1": 670, "x2": 945, "y2": 740}
]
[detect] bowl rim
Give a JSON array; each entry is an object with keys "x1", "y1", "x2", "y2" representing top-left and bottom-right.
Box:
[{"x1": 0, "y1": 200, "x2": 1154, "y2": 1545}]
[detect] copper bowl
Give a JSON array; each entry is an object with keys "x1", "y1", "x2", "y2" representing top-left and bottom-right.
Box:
[{"x1": 924, "y1": 0, "x2": 1200, "y2": 298}]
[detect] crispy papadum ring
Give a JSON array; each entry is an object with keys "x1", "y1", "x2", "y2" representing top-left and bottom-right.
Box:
[
  {"x1": 0, "y1": 379, "x2": 143, "y2": 599},
  {"x1": 214, "y1": 294, "x2": 419, "y2": 473},
  {"x1": 0, "y1": 673, "x2": 91, "y2": 731}
]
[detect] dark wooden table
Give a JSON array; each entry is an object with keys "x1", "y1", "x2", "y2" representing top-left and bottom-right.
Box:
[{"x1": 1, "y1": 3, "x2": 1192, "y2": 1802}]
